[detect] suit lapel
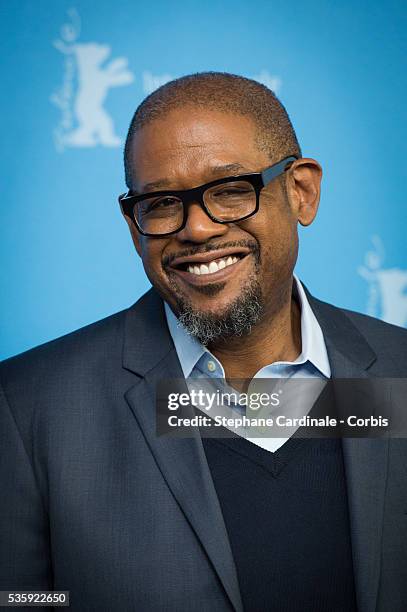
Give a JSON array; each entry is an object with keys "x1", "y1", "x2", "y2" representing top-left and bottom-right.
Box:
[
  {"x1": 122, "y1": 290, "x2": 244, "y2": 612},
  {"x1": 307, "y1": 291, "x2": 389, "y2": 612}
]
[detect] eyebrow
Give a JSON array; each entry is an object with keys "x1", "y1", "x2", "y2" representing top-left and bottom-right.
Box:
[{"x1": 138, "y1": 163, "x2": 253, "y2": 194}]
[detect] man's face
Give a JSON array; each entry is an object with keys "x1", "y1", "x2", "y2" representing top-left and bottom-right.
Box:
[{"x1": 125, "y1": 107, "x2": 316, "y2": 340}]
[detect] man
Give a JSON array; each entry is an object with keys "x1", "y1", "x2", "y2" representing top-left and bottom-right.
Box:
[{"x1": 1, "y1": 72, "x2": 406, "y2": 612}]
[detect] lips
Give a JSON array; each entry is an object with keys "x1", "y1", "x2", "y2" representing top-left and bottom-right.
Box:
[
  {"x1": 168, "y1": 246, "x2": 251, "y2": 270},
  {"x1": 166, "y1": 247, "x2": 252, "y2": 286},
  {"x1": 186, "y1": 255, "x2": 240, "y2": 275}
]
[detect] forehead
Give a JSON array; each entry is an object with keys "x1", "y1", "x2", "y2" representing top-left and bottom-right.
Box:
[{"x1": 129, "y1": 107, "x2": 269, "y2": 191}]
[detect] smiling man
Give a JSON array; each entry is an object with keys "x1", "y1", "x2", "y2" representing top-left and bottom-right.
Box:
[
  {"x1": 1, "y1": 72, "x2": 407, "y2": 612},
  {"x1": 120, "y1": 81, "x2": 323, "y2": 386}
]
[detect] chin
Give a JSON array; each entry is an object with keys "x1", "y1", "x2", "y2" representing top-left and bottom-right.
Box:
[
  {"x1": 187, "y1": 281, "x2": 228, "y2": 298},
  {"x1": 174, "y1": 278, "x2": 264, "y2": 346}
]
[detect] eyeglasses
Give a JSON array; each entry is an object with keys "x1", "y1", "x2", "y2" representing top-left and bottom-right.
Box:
[{"x1": 119, "y1": 155, "x2": 298, "y2": 237}]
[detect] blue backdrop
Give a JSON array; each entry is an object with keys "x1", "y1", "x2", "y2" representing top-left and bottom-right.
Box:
[{"x1": 1, "y1": 0, "x2": 406, "y2": 359}]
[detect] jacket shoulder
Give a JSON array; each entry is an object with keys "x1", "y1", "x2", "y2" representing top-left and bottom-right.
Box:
[
  {"x1": 311, "y1": 295, "x2": 407, "y2": 368},
  {"x1": 0, "y1": 288, "x2": 166, "y2": 395},
  {"x1": 339, "y1": 306, "x2": 407, "y2": 339},
  {"x1": 341, "y1": 307, "x2": 407, "y2": 363},
  {"x1": 0, "y1": 307, "x2": 128, "y2": 385}
]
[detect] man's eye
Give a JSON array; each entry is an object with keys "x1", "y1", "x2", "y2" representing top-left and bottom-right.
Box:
[
  {"x1": 140, "y1": 197, "x2": 180, "y2": 214},
  {"x1": 213, "y1": 187, "x2": 252, "y2": 197},
  {"x1": 151, "y1": 197, "x2": 179, "y2": 208}
]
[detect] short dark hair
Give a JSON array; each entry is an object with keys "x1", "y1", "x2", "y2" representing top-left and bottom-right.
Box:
[{"x1": 124, "y1": 71, "x2": 301, "y2": 189}]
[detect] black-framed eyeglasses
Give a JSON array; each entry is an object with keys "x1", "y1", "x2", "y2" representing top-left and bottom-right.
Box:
[{"x1": 119, "y1": 155, "x2": 298, "y2": 237}]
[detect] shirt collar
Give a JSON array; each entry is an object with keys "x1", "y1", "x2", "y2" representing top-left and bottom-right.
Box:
[
  {"x1": 291, "y1": 275, "x2": 331, "y2": 377},
  {"x1": 164, "y1": 274, "x2": 331, "y2": 379}
]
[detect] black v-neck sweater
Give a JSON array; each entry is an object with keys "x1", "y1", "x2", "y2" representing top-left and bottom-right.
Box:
[{"x1": 202, "y1": 434, "x2": 357, "y2": 612}]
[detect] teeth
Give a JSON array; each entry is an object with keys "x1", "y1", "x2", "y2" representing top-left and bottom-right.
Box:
[{"x1": 187, "y1": 255, "x2": 241, "y2": 275}]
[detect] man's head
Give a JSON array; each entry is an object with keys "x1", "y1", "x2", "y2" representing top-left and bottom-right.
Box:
[
  {"x1": 124, "y1": 72, "x2": 301, "y2": 190},
  {"x1": 121, "y1": 72, "x2": 322, "y2": 345}
]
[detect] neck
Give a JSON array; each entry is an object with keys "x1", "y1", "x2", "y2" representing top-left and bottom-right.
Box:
[{"x1": 208, "y1": 285, "x2": 302, "y2": 384}]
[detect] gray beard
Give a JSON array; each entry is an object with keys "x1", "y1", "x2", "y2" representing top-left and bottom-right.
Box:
[{"x1": 177, "y1": 280, "x2": 263, "y2": 346}]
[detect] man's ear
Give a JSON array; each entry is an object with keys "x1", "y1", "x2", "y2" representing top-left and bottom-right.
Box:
[
  {"x1": 118, "y1": 195, "x2": 142, "y2": 257},
  {"x1": 286, "y1": 158, "x2": 322, "y2": 226}
]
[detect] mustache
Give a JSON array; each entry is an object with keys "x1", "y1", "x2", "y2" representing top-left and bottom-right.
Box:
[{"x1": 162, "y1": 240, "x2": 260, "y2": 268}]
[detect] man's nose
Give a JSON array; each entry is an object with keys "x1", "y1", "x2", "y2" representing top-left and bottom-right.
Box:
[{"x1": 176, "y1": 201, "x2": 229, "y2": 243}]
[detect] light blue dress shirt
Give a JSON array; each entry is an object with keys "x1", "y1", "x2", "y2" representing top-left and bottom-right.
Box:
[{"x1": 164, "y1": 274, "x2": 331, "y2": 452}]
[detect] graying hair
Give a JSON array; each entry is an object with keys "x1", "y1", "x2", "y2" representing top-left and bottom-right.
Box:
[{"x1": 124, "y1": 71, "x2": 301, "y2": 189}]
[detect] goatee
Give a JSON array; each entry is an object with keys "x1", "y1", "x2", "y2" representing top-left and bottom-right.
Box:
[
  {"x1": 176, "y1": 279, "x2": 263, "y2": 346},
  {"x1": 167, "y1": 240, "x2": 263, "y2": 346}
]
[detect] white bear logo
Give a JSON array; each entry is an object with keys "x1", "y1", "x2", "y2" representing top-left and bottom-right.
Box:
[
  {"x1": 358, "y1": 235, "x2": 407, "y2": 327},
  {"x1": 51, "y1": 9, "x2": 134, "y2": 150}
]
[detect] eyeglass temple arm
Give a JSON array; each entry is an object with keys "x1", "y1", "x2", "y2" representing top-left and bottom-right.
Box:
[{"x1": 261, "y1": 156, "x2": 298, "y2": 186}]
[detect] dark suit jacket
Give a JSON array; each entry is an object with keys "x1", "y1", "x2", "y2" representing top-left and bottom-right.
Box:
[{"x1": 1, "y1": 286, "x2": 407, "y2": 612}]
